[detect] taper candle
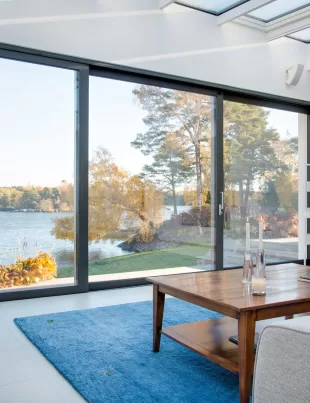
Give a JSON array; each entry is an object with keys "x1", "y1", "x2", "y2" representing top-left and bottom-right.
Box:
[{"x1": 246, "y1": 221, "x2": 250, "y2": 251}]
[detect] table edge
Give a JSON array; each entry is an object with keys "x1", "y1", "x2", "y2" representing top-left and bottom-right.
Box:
[{"x1": 147, "y1": 276, "x2": 310, "y2": 312}]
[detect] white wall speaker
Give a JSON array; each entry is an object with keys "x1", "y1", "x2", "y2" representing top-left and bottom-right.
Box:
[{"x1": 286, "y1": 64, "x2": 304, "y2": 86}]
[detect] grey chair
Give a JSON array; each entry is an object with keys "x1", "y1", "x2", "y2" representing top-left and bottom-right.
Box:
[{"x1": 253, "y1": 316, "x2": 310, "y2": 403}]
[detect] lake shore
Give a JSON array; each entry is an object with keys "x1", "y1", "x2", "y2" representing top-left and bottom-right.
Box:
[
  {"x1": 0, "y1": 208, "x2": 72, "y2": 213},
  {"x1": 118, "y1": 221, "x2": 207, "y2": 252}
]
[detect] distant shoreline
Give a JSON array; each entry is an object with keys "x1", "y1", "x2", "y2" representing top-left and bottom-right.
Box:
[{"x1": 0, "y1": 209, "x2": 73, "y2": 213}]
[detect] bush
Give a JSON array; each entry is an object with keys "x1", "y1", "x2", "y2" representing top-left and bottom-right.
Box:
[
  {"x1": 179, "y1": 206, "x2": 211, "y2": 227},
  {"x1": 251, "y1": 209, "x2": 298, "y2": 238},
  {"x1": 0, "y1": 252, "x2": 57, "y2": 288},
  {"x1": 264, "y1": 208, "x2": 298, "y2": 238}
]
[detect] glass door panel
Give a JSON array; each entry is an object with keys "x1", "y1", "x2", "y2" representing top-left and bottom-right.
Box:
[
  {"x1": 223, "y1": 101, "x2": 302, "y2": 267},
  {"x1": 0, "y1": 58, "x2": 76, "y2": 291},
  {"x1": 88, "y1": 77, "x2": 218, "y2": 282}
]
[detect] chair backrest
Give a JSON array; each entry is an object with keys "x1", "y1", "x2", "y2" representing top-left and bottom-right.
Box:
[{"x1": 253, "y1": 317, "x2": 310, "y2": 403}]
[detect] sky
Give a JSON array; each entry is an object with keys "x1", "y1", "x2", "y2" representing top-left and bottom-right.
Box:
[{"x1": 0, "y1": 58, "x2": 299, "y2": 187}]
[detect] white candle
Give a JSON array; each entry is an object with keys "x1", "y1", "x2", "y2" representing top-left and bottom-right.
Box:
[
  {"x1": 246, "y1": 222, "x2": 250, "y2": 251},
  {"x1": 259, "y1": 221, "x2": 263, "y2": 250},
  {"x1": 252, "y1": 277, "x2": 266, "y2": 293}
]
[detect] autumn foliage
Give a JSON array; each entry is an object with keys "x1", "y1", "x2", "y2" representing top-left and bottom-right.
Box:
[
  {"x1": 52, "y1": 147, "x2": 164, "y2": 242},
  {"x1": 0, "y1": 252, "x2": 57, "y2": 288}
]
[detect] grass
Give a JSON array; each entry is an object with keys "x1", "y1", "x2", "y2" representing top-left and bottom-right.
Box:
[{"x1": 57, "y1": 243, "x2": 210, "y2": 279}]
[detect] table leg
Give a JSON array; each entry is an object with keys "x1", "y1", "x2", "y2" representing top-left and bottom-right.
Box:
[
  {"x1": 153, "y1": 284, "x2": 165, "y2": 352},
  {"x1": 238, "y1": 311, "x2": 256, "y2": 403}
]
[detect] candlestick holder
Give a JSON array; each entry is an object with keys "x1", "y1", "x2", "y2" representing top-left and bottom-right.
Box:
[
  {"x1": 252, "y1": 249, "x2": 266, "y2": 295},
  {"x1": 242, "y1": 250, "x2": 253, "y2": 283}
]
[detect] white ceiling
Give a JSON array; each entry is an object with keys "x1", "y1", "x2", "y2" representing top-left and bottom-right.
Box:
[
  {"x1": 0, "y1": 0, "x2": 309, "y2": 101},
  {"x1": 0, "y1": 0, "x2": 309, "y2": 43}
]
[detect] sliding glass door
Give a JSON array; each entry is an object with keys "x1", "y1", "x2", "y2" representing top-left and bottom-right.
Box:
[
  {"x1": 85, "y1": 76, "x2": 220, "y2": 283},
  {"x1": 223, "y1": 100, "x2": 305, "y2": 267},
  {"x1": 0, "y1": 54, "x2": 88, "y2": 299},
  {"x1": 0, "y1": 46, "x2": 307, "y2": 301}
]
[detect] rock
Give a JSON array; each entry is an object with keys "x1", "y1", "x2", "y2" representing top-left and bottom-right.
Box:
[{"x1": 118, "y1": 237, "x2": 180, "y2": 253}]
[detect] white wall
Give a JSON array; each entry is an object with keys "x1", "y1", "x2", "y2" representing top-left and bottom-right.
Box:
[{"x1": 0, "y1": 4, "x2": 308, "y2": 101}]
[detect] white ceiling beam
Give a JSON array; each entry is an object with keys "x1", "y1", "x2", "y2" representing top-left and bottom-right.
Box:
[
  {"x1": 218, "y1": 0, "x2": 275, "y2": 25},
  {"x1": 266, "y1": 8, "x2": 310, "y2": 41},
  {"x1": 235, "y1": 16, "x2": 266, "y2": 31},
  {"x1": 159, "y1": 0, "x2": 175, "y2": 9}
]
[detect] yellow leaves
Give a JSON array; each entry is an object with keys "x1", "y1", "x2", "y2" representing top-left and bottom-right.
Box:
[
  {"x1": 53, "y1": 146, "x2": 164, "y2": 244},
  {"x1": 0, "y1": 252, "x2": 57, "y2": 289},
  {"x1": 51, "y1": 216, "x2": 74, "y2": 241},
  {"x1": 275, "y1": 174, "x2": 298, "y2": 208}
]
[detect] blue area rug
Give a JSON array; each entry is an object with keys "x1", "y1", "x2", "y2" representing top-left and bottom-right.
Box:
[{"x1": 14, "y1": 299, "x2": 240, "y2": 403}]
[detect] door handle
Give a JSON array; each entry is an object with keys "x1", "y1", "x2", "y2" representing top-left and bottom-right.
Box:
[{"x1": 219, "y1": 191, "x2": 224, "y2": 216}]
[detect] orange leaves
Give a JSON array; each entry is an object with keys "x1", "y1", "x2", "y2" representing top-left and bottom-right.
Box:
[
  {"x1": 0, "y1": 252, "x2": 57, "y2": 288},
  {"x1": 53, "y1": 146, "x2": 164, "y2": 243}
]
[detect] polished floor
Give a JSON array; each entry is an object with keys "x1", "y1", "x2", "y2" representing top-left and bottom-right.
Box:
[{"x1": 0, "y1": 286, "x2": 155, "y2": 402}]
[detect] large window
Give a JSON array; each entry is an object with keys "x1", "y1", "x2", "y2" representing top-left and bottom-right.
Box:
[
  {"x1": 84, "y1": 77, "x2": 217, "y2": 282},
  {"x1": 0, "y1": 58, "x2": 76, "y2": 291},
  {"x1": 0, "y1": 47, "x2": 307, "y2": 300},
  {"x1": 223, "y1": 101, "x2": 303, "y2": 267}
]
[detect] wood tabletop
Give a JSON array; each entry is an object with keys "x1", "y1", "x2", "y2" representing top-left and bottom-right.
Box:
[{"x1": 147, "y1": 263, "x2": 310, "y2": 312}]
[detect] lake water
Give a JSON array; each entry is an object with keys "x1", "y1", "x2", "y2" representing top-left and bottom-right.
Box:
[{"x1": 0, "y1": 206, "x2": 189, "y2": 268}]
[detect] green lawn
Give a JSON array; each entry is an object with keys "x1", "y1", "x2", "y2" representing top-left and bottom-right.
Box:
[{"x1": 57, "y1": 243, "x2": 210, "y2": 278}]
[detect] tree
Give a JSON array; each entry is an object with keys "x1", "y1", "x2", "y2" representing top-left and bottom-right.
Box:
[
  {"x1": 19, "y1": 189, "x2": 40, "y2": 209},
  {"x1": 224, "y1": 103, "x2": 283, "y2": 217},
  {"x1": 39, "y1": 198, "x2": 54, "y2": 212},
  {"x1": 261, "y1": 180, "x2": 280, "y2": 214},
  {"x1": 51, "y1": 188, "x2": 60, "y2": 209},
  {"x1": 39, "y1": 187, "x2": 51, "y2": 200},
  {"x1": 205, "y1": 190, "x2": 211, "y2": 205},
  {"x1": 184, "y1": 187, "x2": 210, "y2": 206},
  {"x1": 272, "y1": 132, "x2": 298, "y2": 209},
  {"x1": 275, "y1": 174, "x2": 298, "y2": 209},
  {"x1": 59, "y1": 202, "x2": 71, "y2": 212},
  {"x1": 10, "y1": 190, "x2": 22, "y2": 208},
  {"x1": 137, "y1": 133, "x2": 193, "y2": 215},
  {"x1": 58, "y1": 182, "x2": 74, "y2": 211},
  {"x1": 0, "y1": 186, "x2": 72, "y2": 211},
  {"x1": 133, "y1": 88, "x2": 287, "y2": 221},
  {"x1": 52, "y1": 147, "x2": 164, "y2": 242},
  {"x1": 14, "y1": 186, "x2": 24, "y2": 192},
  {"x1": 132, "y1": 86, "x2": 212, "y2": 209},
  {"x1": 0, "y1": 193, "x2": 10, "y2": 208}
]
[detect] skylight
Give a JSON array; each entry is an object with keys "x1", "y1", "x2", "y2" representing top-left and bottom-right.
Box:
[
  {"x1": 248, "y1": 0, "x2": 310, "y2": 22},
  {"x1": 176, "y1": 0, "x2": 249, "y2": 15},
  {"x1": 288, "y1": 27, "x2": 310, "y2": 43}
]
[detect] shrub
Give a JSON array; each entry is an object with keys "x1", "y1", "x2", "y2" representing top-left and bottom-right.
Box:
[
  {"x1": 0, "y1": 252, "x2": 57, "y2": 288},
  {"x1": 179, "y1": 206, "x2": 211, "y2": 227},
  {"x1": 266, "y1": 208, "x2": 298, "y2": 238},
  {"x1": 257, "y1": 209, "x2": 298, "y2": 238}
]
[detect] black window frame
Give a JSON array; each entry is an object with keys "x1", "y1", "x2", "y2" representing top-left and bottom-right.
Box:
[{"x1": 0, "y1": 43, "x2": 308, "y2": 301}]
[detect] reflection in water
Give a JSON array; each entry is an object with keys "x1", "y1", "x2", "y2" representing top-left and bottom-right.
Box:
[
  {"x1": 0, "y1": 212, "x2": 131, "y2": 269},
  {"x1": 55, "y1": 240, "x2": 132, "y2": 268},
  {"x1": 0, "y1": 206, "x2": 188, "y2": 270}
]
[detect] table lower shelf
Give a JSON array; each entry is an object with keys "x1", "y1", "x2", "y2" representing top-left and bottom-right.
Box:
[{"x1": 162, "y1": 317, "x2": 246, "y2": 374}]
